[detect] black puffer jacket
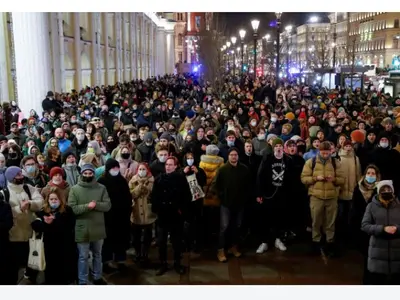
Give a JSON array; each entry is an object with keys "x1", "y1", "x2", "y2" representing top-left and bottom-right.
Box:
[{"x1": 361, "y1": 197, "x2": 400, "y2": 275}]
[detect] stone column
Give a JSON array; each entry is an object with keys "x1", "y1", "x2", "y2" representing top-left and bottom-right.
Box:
[
  {"x1": 122, "y1": 13, "x2": 128, "y2": 81},
  {"x1": 157, "y1": 27, "x2": 166, "y2": 76},
  {"x1": 73, "y1": 13, "x2": 82, "y2": 90},
  {"x1": 102, "y1": 13, "x2": 109, "y2": 85},
  {"x1": 114, "y1": 12, "x2": 121, "y2": 83},
  {"x1": 165, "y1": 29, "x2": 175, "y2": 74},
  {"x1": 11, "y1": 12, "x2": 53, "y2": 116},
  {"x1": 129, "y1": 13, "x2": 135, "y2": 80},
  {"x1": 90, "y1": 13, "x2": 98, "y2": 86},
  {"x1": 0, "y1": 12, "x2": 10, "y2": 101},
  {"x1": 57, "y1": 12, "x2": 65, "y2": 92}
]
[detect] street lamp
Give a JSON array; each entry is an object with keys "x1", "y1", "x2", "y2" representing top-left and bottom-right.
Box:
[
  {"x1": 275, "y1": 12, "x2": 282, "y2": 87},
  {"x1": 239, "y1": 29, "x2": 246, "y2": 75},
  {"x1": 285, "y1": 25, "x2": 292, "y2": 79},
  {"x1": 309, "y1": 16, "x2": 319, "y2": 23},
  {"x1": 231, "y1": 36, "x2": 237, "y2": 75},
  {"x1": 251, "y1": 19, "x2": 260, "y2": 78}
]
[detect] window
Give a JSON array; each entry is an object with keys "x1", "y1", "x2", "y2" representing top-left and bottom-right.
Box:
[
  {"x1": 178, "y1": 51, "x2": 183, "y2": 62},
  {"x1": 395, "y1": 19, "x2": 399, "y2": 28},
  {"x1": 177, "y1": 13, "x2": 183, "y2": 21},
  {"x1": 195, "y1": 16, "x2": 201, "y2": 30},
  {"x1": 178, "y1": 34, "x2": 183, "y2": 46}
]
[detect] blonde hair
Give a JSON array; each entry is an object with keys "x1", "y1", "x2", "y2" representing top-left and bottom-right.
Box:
[{"x1": 43, "y1": 187, "x2": 66, "y2": 214}]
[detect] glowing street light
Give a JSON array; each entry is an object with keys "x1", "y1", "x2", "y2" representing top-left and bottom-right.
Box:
[
  {"x1": 226, "y1": 41, "x2": 231, "y2": 48},
  {"x1": 264, "y1": 34, "x2": 271, "y2": 40},
  {"x1": 251, "y1": 20, "x2": 260, "y2": 32},
  {"x1": 309, "y1": 16, "x2": 319, "y2": 23},
  {"x1": 239, "y1": 29, "x2": 246, "y2": 40}
]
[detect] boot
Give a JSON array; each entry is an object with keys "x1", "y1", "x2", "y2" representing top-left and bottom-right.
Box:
[
  {"x1": 173, "y1": 262, "x2": 186, "y2": 275},
  {"x1": 156, "y1": 262, "x2": 169, "y2": 276},
  {"x1": 217, "y1": 248, "x2": 227, "y2": 262},
  {"x1": 228, "y1": 245, "x2": 242, "y2": 258}
]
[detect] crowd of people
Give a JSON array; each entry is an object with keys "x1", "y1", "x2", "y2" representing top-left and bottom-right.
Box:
[{"x1": 0, "y1": 73, "x2": 400, "y2": 285}]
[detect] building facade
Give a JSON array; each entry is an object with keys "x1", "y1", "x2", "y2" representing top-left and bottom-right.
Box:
[
  {"x1": 174, "y1": 12, "x2": 186, "y2": 64},
  {"x1": 0, "y1": 12, "x2": 176, "y2": 115}
]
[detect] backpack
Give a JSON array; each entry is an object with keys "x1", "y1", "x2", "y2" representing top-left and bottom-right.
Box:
[
  {"x1": 311, "y1": 156, "x2": 337, "y2": 174},
  {"x1": 0, "y1": 184, "x2": 32, "y2": 203}
]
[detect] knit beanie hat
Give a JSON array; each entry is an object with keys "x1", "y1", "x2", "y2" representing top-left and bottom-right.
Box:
[
  {"x1": 160, "y1": 132, "x2": 171, "y2": 141},
  {"x1": 377, "y1": 180, "x2": 394, "y2": 194},
  {"x1": 49, "y1": 167, "x2": 64, "y2": 179},
  {"x1": 80, "y1": 164, "x2": 95, "y2": 174},
  {"x1": 272, "y1": 138, "x2": 284, "y2": 148},
  {"x1": 350, "y1": 129, "x2": 366, "y2": 143},
  {"x1": 62, "y1": 151, "x2": 77, "y2": 164},
  {"x1": 206, "y1": 144, "x2": 219, "y2": 156},
  {"x1": 144, "y1": 132, "x2": 154, "y2": 142},
  {"x1": 5, "y1": 166, "x2": 22, "y2": 182},
  {"x1": 186, "y1": 110, "x2": 196, "y2": 119},
  {"x1": 285, "y1": 112, "x2": 295, "y2": 121},
  {"x1": 267, "y1": 134, "x2": 277, "y2": 142}
]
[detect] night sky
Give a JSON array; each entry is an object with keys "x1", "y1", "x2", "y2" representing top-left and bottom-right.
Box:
[{"x1": 218, "y1": 12, "x2": 329, "y2": 42}]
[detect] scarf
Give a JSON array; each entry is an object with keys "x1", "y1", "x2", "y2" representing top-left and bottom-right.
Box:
[
  {"x1": 49, "y1": 180, "x2": 68, "y2": 189},
  {"x1": 358, "y1": 177, "x2": 377, "y2": 202},
  {"x1": 63, "y1": 164, "x2": 79, "y2": 186}
]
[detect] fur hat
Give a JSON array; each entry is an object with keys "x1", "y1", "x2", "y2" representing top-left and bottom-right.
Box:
[
  {"x1": 350, "y1": 129, "x2": 366, "y2": 143},
  {"x1": 377, "y1": 180, "x2": 394, "y2": 194}
]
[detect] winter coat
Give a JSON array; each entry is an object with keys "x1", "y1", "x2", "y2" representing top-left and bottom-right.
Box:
[
  {"x1": 68, "y1": 178, "x2": 111, "y2": 243},
  {"x1": 8, "y1": 183, "x2": 43, "y2": 242},
  {"x1": 97, "y1": 173, "x2": 131, "y2": 250},
  {"x1": 62, "y1": 164, "x2": 80, "y2": 187},
  {"x1": 301, "y1": 155, "x2": 345, "y2": 200},
  {"x1": 361, "y1": 197, "x2": 400, "y2": 275},
  {"x1": 129, "y1": 174, "x2": 156, "y2": 225},
  {"x1": 41, "y1": 181, "x2": 70, "y2": 204},
  {"x1": 251, "y1": 138, "x2": 268, "y2": 156},
  {"x1": 68, "y1": 138, "x2": 88, "y2": 159},
  {"x1": 31, "y1": 206, "x2": 76, "y2": 284},
  {"x1": 338, "y1": 149, "x2": 362, "y2": 200},
  {"x1": 117, "y1": 158, "x2": 138, "y2": 181},
  {"x1": 199, "y1": 154, "x2": 224, "y2": 206}
]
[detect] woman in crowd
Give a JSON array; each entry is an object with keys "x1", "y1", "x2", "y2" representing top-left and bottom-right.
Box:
[
  {"x1": 98, "y1": 159, "x2": 132, "y2": 272},
  {"x1": 129, "y1": 163, "x2": 155, "y2": 266},
  {"x1": 361, "y1": 180, "x2": 400, "y2": 285},
  {"x1": 117, "y1": 145, "x2": 138, "y2": 181},
  {"x1": 41, "y1": 167, "x2": 70, "y2": 204},
  {"x1": 31, "y1": 187, "x2": 76, "y2": 284}
]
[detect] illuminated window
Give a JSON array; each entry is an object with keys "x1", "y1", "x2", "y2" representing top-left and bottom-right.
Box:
[{"x1": 195, "y1": 16, "x2": 201, "y2": 30}]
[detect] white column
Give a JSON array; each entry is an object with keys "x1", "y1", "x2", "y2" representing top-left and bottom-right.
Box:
[
  {"x1": 122, "y1": 13, "x2": 127, "y2": 81},
  {"x1": 150, "y1": 23, "x2": 154, "y2": 77},
  {"x1": 49, "y1": 13, "x2": 60, "y2": 93},
  {"x1": 95, "y1": 13, "x2": 101, "y2": 86},
  {"x1": 165, "y1": 29, "x2": 175, "y2": 74},
  {"x1": 57, "y1": 12, "x2": 65, "y2": 92},
  {"x1": 12, "y1": 12, "x2": 52, "y2": 116},
  {"x1": 141, "y1": 14, "x2": 145, "y2": 79},
  {"x1": 73, "y1": 13, "x2": 82, "y2": 90},
  {"x1": 102, "y1": 13, "x2": 109, "y2": 85},
  {"x1": 90, "y1": 13, "x2": 98, "y2": 86},
  {"x1": 129, "y1": 13, "x2": 135, "y2": 80},
  {"x1": 0, "y1": 12, "x2": 10, "y2": 101},
  {"x1": 114, "y1": 13, "x2": 120, "y2": 82}
]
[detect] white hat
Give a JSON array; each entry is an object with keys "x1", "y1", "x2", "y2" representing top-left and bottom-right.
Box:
[
  {"x1": 290, "y1": 135, "x2": 301, "y2": 142},
  {"x1": 377, "y1": 180, "x2": 394, "y2": 194}
]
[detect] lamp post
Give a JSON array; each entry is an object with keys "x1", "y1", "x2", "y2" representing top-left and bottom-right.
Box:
[
  {"x1": 226, "y1": 41, "x2": 231, "y2": 73},
  {"x1": 285, "y1": 25, "x2": 292, "y2": 80},
  {"x1": 231, "y1": 36, "x2": 237, "y2": 75},
  {"x1": 222, "y1": 45, "x2": 227, "y2": 72},
  {"x1": 251, "y1": 19, "x2": 260, "y2": 79},
  {"x1": 275, "y1": 12, "x2": 282, "y2": 87},
  {"x1": 239, "y1": 29, "x2": 246, "y2": 75}
]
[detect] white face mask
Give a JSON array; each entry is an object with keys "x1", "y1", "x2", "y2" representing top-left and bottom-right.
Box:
[
  {"x1": 158, "y1": 155, "x2": 167, "y2": 163},
  {"x1": 186, "y1": 159, "x2": 194, "y2": 166},
  {"x1": 138, "y1": 170, "x2": 147, "y2": 178},
  {"x1": 251, "y1": 121, "x2": 257, "y2": 127},
  {"x1": 271, "y1": 117, "x2": 277, "y2": 123},
  {"x1": 109, "y1": 169, "x2": 120, "y2": 176},
  {"x1": 380, "y1": 142, "x2": 389, "y2": 148},
  {"x1": 258, "y1": 134, "x2": 265, "y2": 141},
  {"x1": 52, "y1": 178, "x2": 62, "y2": 185},
  {"x1": 76, "y1": 133, "x2": 85, "y2": 141}
]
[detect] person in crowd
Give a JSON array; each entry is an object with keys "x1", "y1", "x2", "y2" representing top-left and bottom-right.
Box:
[
  {"x1": 301, "y1": 141, "x2": 345, "y2": 256},
  {"x1": 182, "y1": 151, "x2": 207, "y2": 252},
  {"x1": 218, "y1": 130, "x2": 244, "y2": 162},
  {"x1": 129, "y1": 163, "x2": 155, "y2": 266},
  {"x1": 41, "y1": 167, "x2": 70, "y2": 203},
  {"x1": 117, "y1": 145, "x2": 138, "y2": 181},
  {"x1": 349, "y1": 164, "x2": 380, "y2": 284},
  {"x1": 0, "y1": 153, "x2": 7, "y2": 189},
  {"x1": 212, "y1": 147, "x2": 251, "y2": 262},
  {"x1": 151, "y1": 156, "x2": 191, "y2": 275},
  {"x1": 252, "y1": 127, "x2": 268, "y2": 157},
  {"x1": 6, "y1": 144, "x2": 23, "y2": 167},
  {"x1": 303, "y1": 137, "x2": 320, "y2": 161},
  {"x1": 337, "y1": 140, "x2": 362, "y2": 244},
  {"x1": 110, "y1": 133, "x2": 142, "y2": 162},
  {"x1": 6, "y1": 122, "x2": 26, "y2": 148},
  {"x1": 256, "y1": 138, "x2": 294, "y2": 253},
  {"x1": 21, "y1": 155, "x2": 48, "y2": 189},
  {"x1": 137, "y1": 132, "x2": 156, "y2": 163},
  {"x1": 46, "y1": 144, "x2": 62, "y2": 170},
  {"x1": 361, "y1": 180, "x2": 400, "y2": 285},
  {"x1": 62, "y1": 151, "x2": 80, "y2": 186},
  {"x1": 69, "y1": 128, "x2": 89, "y2": 159},
  {"x1": 68, "y1": 164, "x2": 111, "y2": 285},
  {"x1": 150, "y1": 146, "x2": 168, "y2": 178},
  {"x1": 6, "y1": 166, "x2": 43, "y2": 284},
  {"x1": 98, "y1": 159, "x2": 132, "y2": 272},
  {"x1": 31, "y1": 187, "x2": 76, "y2": 284}
]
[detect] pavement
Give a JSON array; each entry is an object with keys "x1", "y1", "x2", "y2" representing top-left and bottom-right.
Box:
[{"x1": 104, "y1": 242, "x2": 364, "y2": 285}]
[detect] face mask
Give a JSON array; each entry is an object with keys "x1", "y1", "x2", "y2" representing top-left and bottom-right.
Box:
[
  {"x1": 130, "y1": 137, "x2": 137, "y2": 142},
  {"x1": 258, "y1": 134, "x2": 265, "y2": 141},
  {"x1": 66, "y1": 162, "x2": 76, "y2": 167},
  {"x1": 81, "y1": 176, "x2": 94, "y2": 182},
  {"x1": 87, "y1": 148, "x2": 95, "y2": 154},
  {"x1": 227, "y1": 140, "x2": 235, "y2": 147},
  {"x1": 49, "y1": 202, "x2": 60, "y2": 210},
  {"x1": 251, "y1": 121, "x2": 257, "y2": 127},
  {"x1": 9, "y1": 152, "x2": 17, "y2": 159},
  {"x1": 13, "y1": 178, "x2": 24, "y2": 185},
  {"x1": 381, "y1": 192, "x2": 393, "y2": 201},
  {"x1": 52, "y1": 178, "x2": 62, "y2": 185},
  {"x1": 365, "y1": 176, "x2": 376, "y2": 184},
  {"x1": 271, "y1": 117, "x2": 277, "y2": 123},
  {"x1": 158, "y1": 155, "x2": 167, "y2": 163},
  {"x1": 380, "y1": 142, "x2": 389, "y2": 148},
  {"x1": 138, "y1": 170, "x2": 147, "y2": 178},
  {"x1": 145, "y1": 142, "x2": 153, "y2": 147},
  {"x1": 186, "y1": 159, "x2": 194, "y2": 166},
  {"x1": 76, "y1": 134, "x2": 85, "y2": 141},
  {"x1": 109, "y1": 169, "x2": 120, "y2": 176},
  {"x1": 329, "y1": 121, "x2": 336, "y2": 127},
  {"x1": 313, "y1": 105, "x2": 318, "y2": 109},
  {"x1": 26, "y1": 166, "x2": 36, "y2": 174},
  {"x1": 121, "y1": 153, "x2": 130, "y2": 159}
]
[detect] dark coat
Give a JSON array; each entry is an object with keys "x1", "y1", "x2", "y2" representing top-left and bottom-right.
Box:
[
  {"x1": 0, "y1": 198, "x2": 12, "y2": 284},
  {"x1": 361, "y1": 197, "x2": 400, "y2": 275},
  {"x1": 31, "y1": 206, "x2": 76, "y2": 284},
  {"x1": 98, "y1": 173, "x2": 132, "y2": 250}
]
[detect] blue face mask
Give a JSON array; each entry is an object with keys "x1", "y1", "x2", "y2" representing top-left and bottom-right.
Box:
[
  {"x1": 227, "y1": 140, "x2": 235, "y2": 147},
  {"x1": 365, "y1": 176, "x2": 376, "y2": 184},
  {"x1": 26, "y1": 166, "x2": 36, "y2": 174},
  {"x1": 50, "y1": 202, "x2": 60, "y2": 210}
]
